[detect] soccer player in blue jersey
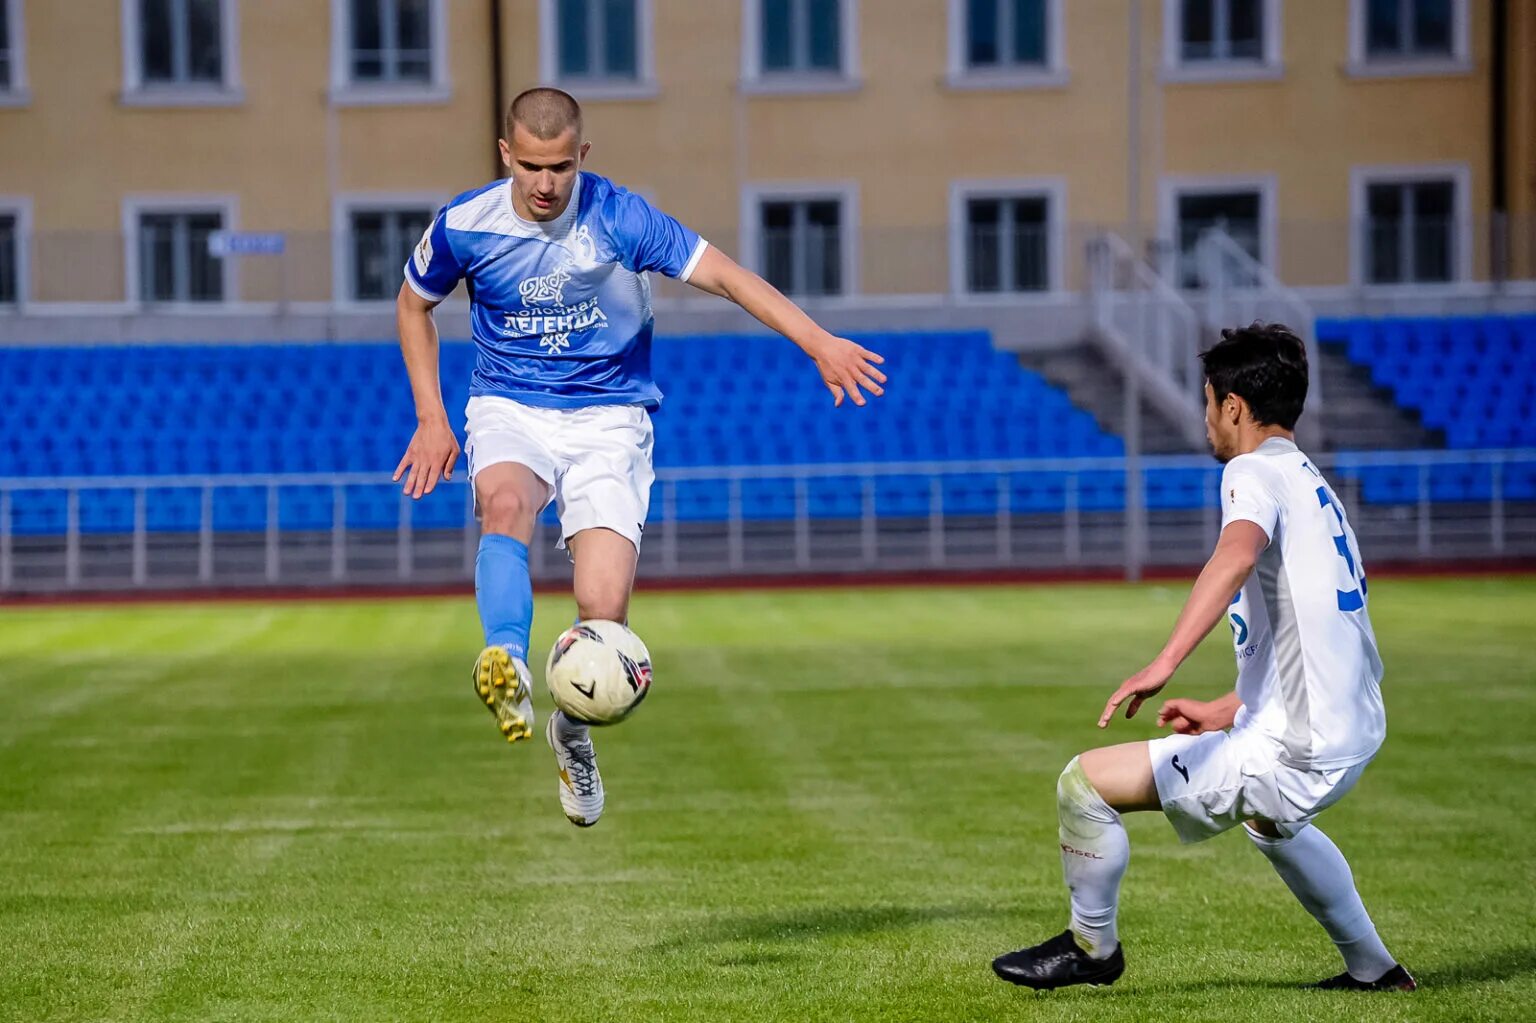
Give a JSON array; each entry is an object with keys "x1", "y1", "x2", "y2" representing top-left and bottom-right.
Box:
[{"x1": 392, "y1": 88, "x2": 886, "y2": 827}]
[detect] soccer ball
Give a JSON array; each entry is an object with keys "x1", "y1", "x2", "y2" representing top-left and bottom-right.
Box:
[{"x1": 544, "y1": 620, "x2": 654, "y2": 725}]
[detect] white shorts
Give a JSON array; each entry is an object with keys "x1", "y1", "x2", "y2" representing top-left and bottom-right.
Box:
[
  {"x1": 1149, "y1": 728, "x2": 1370, "y2": 844},
  {"x1": 464, "y1": 395, "x2": 655, "y2": 551}
]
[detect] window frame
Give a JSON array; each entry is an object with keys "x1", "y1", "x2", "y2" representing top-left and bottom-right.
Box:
[
  {"x1": 945, "y1": 0, "x2": 1067, "y2": 91},
  {"x1": 1349, "y1": 163, "x2": 1472, "y2": 288},
  {"x1": 0, "y1": 0, "x2": 29, "y2": 106},
  {"x1": 119, "y1": 0, "x2": 243, "y2": 107},
  {"x1": 329, "y1": 0, "x2": 451, "y2": 106},
  {"x1": 1346, "y1": 0, "x2": 1470, "y2": 78},
  {"x1": 947, "y1": 178, "x2": 1066, "y2": 300},
  {"x1": 0, "y1": 195, "x2": 32, "y2": 309},
  {"x1": 122, "y1": 194, "x2": 240, "y2": 307},
  {"x1": 740, "y1": 0, "x2": 861, "y2": 96},
  {"x1": 331, "y1": 192, "x2": 446, "y2": 307},
  {"x1": 539, "y1": 0, "x2": 656, "y2": 101},
  {"x1": 1161, "y1": 0, "x2": 1283, "y2": 83},
  {"x1": 1157, "y1": 174, "x2": 1279, "y2": 291},
  {"x1": 739, "y1": 181, "x2": 860, "y2": 300}
]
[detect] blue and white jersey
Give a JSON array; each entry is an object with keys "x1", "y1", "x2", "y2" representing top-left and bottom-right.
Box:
[{"x1": 404, "y1": 172, "x2": 708, "y2": 410}]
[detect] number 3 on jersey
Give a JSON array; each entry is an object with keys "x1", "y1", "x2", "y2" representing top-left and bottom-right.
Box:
[{"x1": 1316, "y1": 486, "x2": 1367, "y2": 612}]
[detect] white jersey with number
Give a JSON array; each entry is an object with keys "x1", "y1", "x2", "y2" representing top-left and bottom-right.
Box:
[{"x1": 1222, "y1": 437, "x2": 1385, "y2": 770}]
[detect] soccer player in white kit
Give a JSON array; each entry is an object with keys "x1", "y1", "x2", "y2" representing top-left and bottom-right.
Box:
[
  {"x1": 992, "y1": 324, "x2": 1416, "y2": 992},
  {"x1": 391, "y1": 89, "x2": 886, "y2": 827}
]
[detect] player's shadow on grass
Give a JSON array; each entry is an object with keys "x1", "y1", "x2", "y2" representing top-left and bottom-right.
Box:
[
  {"x1": 1418, "y1": 945, "x2": 1536, "y2": 988},
  {"x1": 1156, "y1": 944, "x2": 1536, "y2": 995},
  {"x1": 654, "y1": 902, "x2": 1002, "y2": 952}
]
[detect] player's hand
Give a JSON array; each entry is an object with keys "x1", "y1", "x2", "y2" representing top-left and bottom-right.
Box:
[
  {"x1": 1157, "y1": 697, "x2": 1238, "y2": 735},
  {"x1": 394, "y1": 417, "x2": 460, "y2": 499},
  {"x1": 1098, "y1": 660, "x2": 1176, "y2": 728},
  {"x1": 809, "y1": 335, "x2": 886, "y2": 407}
]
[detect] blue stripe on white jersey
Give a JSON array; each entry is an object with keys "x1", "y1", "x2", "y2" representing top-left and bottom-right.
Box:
[{"x1": 404, "y1": 172, "x2": 707, "y2": 410}]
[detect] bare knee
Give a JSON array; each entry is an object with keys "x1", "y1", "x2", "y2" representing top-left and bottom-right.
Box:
[
  {"x1": 1075, "y1": 743, "x2": 1161, "y2": 813},
  {"x1": 480, "y1": 484, "x2": 538, "y2": 538}
]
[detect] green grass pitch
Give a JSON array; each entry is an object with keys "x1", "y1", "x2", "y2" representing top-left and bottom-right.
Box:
[{"x1": 2, "y1": 577, "x2": 1533, "y2": 1022}]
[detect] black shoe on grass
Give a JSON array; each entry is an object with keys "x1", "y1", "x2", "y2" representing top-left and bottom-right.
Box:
[
  {"x1": 1312, "y1": 964, "x2": 1417, "y2": 992},
  {"x1": 992, "y1": 930, "x2": 1125, "y2": 990}
]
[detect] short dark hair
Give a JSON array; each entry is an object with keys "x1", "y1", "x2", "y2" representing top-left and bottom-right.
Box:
[
  {"x1": 505, "y1": 87, "x2": 583, "y2": 141},
  {"x1": 1199, "y1": 322, "x2": 1309, "y2": 430}
]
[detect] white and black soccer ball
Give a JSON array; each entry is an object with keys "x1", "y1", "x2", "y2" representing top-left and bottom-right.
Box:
[{"x1": 544, "y1": 620, "x2": 653, "y2": 725}]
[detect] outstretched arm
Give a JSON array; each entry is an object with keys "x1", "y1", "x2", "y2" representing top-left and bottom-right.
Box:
[
  {"x1": 1097, "y1": 520, "x2": 1269, "y2": 727},
  {"x1": 685, "y1": 246, "x2": 887, "y2": 407},
  {"x1": 393, "y1": 283, "x2": 461, "y2": 499}
]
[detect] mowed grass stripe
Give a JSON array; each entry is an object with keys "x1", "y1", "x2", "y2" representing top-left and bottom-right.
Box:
[{"x1": 0, "y1": 578, "x2": 1532, "y2": 1022}]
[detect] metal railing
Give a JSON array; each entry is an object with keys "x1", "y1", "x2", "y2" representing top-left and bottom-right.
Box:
[
  {"x1": 1194, "y1": 225, "x2": 1325, "y2": 446},
  {"x1": 1086, "y1": 231, "x2": 1208, "y2": 451},
  {"x1": 2, "y1": 448, "x2": 1532, "y2": 594}
]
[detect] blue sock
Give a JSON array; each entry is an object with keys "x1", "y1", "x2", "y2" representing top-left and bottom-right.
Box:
[{"x1": 476, "y1": 534, "x2": 533, "y2": 661}]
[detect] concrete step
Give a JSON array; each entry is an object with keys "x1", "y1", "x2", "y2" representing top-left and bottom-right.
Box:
[
  {"x1": 1019, "y1": 344, "x2": 1201, "y2": 454},
  {"x1": 1316, "y1": 344, "x2": 1443, "y2": 451}
]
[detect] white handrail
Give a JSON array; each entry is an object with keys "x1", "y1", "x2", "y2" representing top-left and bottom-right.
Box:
[{"x1": 1194, "y1": 227, "x2": 1325, "y2": 420}]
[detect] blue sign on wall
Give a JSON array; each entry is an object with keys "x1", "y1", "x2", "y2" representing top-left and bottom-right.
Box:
[{"x1": 208, "y1": 232, "x2": 287, "y2": 256}]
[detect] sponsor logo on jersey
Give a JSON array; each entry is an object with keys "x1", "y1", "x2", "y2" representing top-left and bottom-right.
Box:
[
  {"x1": 413, "y1": 226, "x2": 434, "y2": 276},
  {"x1": 502, "y1": 295, "x2": 611, "y2": 353}
]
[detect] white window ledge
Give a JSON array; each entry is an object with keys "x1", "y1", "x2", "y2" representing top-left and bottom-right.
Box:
[
  {"x1": 1160, "y1": 61, "x2": 1284, "y2": 84},
  {"x1": 329, "y1": 83, "x2": 453, "y2": 107},
  {"x1": 950, "y1": 289, "x2": 1067, "y2": 306},
  {"x1": 739, "y1": 74, "x2": 862, "y2": 97},
  {"x1": 553, "y1": 79, "x2": 660, "y2": 102},
  {"x1": 119, "y1": 87, "x2": 245, "y2": 108},
  {"x1": 945, "y1": 68, "x2": 1070, "y2": 92},
  {"x1": 0, "y1": 89, "x2": 30, "y2": 107},
  {"x1": 1345, "y1": 57, "x2": 1473, "y2": 79}
]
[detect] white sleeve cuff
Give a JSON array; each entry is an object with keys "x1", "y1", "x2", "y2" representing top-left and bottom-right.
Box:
[
  {"x1": 404, "y1": 267, "x2": 447, "y2": 303},
  {"x1": 677, "y1": 237, "x2": 709, "y2": 283}
]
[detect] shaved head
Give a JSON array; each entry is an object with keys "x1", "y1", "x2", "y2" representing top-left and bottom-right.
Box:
[{"x1": 505, "y1": 87, "x2": 584, "y2": 142}]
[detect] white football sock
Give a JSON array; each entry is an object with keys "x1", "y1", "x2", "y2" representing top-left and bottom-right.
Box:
[
  {"x1": 552, "y1": 709, "x2": 590, "y2": 743},
  {"x1": 1057, "y1": 756, "x2": 1129, "y2": 959},
  {"x1": 1247, "y1": 824, "x2": 1397, "y2": 981}
]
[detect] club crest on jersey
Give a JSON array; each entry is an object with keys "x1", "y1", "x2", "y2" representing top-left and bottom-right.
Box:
[{"x1": 520, "y1": 266, "x2": 572, "y2": 306}]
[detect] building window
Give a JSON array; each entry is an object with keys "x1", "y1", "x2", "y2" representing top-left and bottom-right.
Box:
[
  {"x1": 348, "y1": 207, "x2": 433, "y2": 301},
  {"x1": 1363, "y1": 179, "x2": 1457, "y2": 284},
  {"x1": 742, "y1": 0, "x2": 856, "y2": 90},
  {"x1": 1348, "y1": 0, "x2": 1467, "y2": 74},
  {"x1": 139, "y1": 0, "x2": 223, "y2": 84},
  {"x1": 964, "y1": 197, "x2": 1049, "y2": 294},
  {"x1": 749, "y1": 193, "x2": 853, "y2": 298},
  {"x1": 558, "y1": 0, "x2": 638, "y2": 80},
  {"x1": 348, "y1": 0, "x2": 432, "y2": 82},
  {"x1": 965, "y1": 0, "x2": 1048, "y2": 69},
  {"x1": 135, "y1": 209, "x2": 227, "y2": 303},
  {"x1": 123, "y1": 0, "x2": 238, "y2": 100},
  {"x1": 331, "y1": 0, "x2": 447, "y2": 101},
  {"x1": 1173, "y1": 189, "x2": 1264, "y2": 288},
  {"x1": 0, "y1": 212, "x2": 17, "y2": 305},
  {"x1": 761, "y1": 0, "x2": 841, "y2": 73},
  {"x1": 947, "y1": 0, "x2": 1062, "y2": 87},
  {"x1": 1367, "y1": 0, "x2": 1452, "y2": 58},
  {"x1": 0, "y1": 0, "x2": 24, "y2": 98},
  {"x1": 1180, "y1": 0, "x2": 1263, "y2": 62}
]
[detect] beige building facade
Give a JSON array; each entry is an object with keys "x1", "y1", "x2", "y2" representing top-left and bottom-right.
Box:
[{"x1": 0, "y1": 0, "x2": 1530, "y2": 313}]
